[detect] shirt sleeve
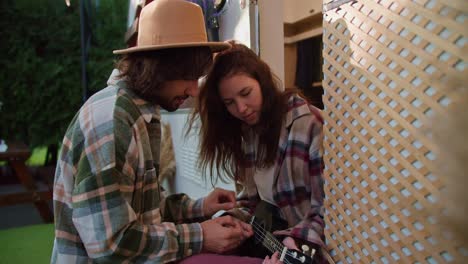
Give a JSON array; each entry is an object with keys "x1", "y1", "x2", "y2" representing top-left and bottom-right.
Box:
[
  {"x1": 71, "y1": 167, "x2": 204, "y2": 263},
  {"x1": 160, "y1": 193, "x2": 206, "y2": 224},
  {"x1": 275, "y1": 111, "x2": 326, "y2": 248},
  {"x1": 291, "y1": 112, "x2": 325, "y2": 247},
  {"x1": 70, "y1": 110, "x2": 204, "y2": 263}
]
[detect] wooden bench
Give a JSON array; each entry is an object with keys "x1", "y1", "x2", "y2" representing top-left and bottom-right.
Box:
[{"x1": 0, "y1": 141, "x2": 53, "y2": 223}]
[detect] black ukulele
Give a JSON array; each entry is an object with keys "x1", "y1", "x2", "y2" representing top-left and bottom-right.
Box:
[
  {"x1": 238, "y1": 200, "x2": 316, "y2": 264},
  {"x1": 249, "y1": 215, "x2": 316, "y2": 264}
]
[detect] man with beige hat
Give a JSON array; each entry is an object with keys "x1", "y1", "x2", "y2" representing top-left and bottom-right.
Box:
[{"x1": 51, "y1": 0, "x2": 256, "y2": 263}]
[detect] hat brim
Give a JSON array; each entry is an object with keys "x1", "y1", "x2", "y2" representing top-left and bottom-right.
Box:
[{"x1": 113, "y1": 41, "x2": 231, "y2": 54}]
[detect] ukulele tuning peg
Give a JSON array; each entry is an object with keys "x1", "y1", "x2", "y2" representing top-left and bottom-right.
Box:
[{"x1": 301, "y1": 244, "x2": 310, "y2": 254}]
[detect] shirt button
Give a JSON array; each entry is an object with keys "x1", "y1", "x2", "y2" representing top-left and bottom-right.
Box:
[{"x1": 187, "y1": 249, "x2": 193, "y2": 256}]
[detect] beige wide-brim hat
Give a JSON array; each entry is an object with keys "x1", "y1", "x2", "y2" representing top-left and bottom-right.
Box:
[{"x1": 113, "y1": 0, "x2": 231, "y2": 54}]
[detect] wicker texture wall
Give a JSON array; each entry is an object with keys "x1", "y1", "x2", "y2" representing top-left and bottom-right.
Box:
[{"x1": 322, "y1": 0, "x2": 467, "y2": 263}]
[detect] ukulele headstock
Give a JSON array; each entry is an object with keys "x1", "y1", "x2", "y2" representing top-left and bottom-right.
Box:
[
  {"x1": 283, "y1": 248, "x2": 315, "y2": 264},
  {"x1": 301, "y1": 244, "x2": 317, "y2": 259}
]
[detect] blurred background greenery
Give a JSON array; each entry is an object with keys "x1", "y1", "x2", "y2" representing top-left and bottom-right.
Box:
[{"x1": 0, "y1": 0, "x2": 128, "y2": 163}]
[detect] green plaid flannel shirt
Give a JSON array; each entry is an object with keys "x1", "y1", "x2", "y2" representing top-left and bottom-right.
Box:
[{"x1": 51, "y1": 70, "x2": 206, "y2": 263}]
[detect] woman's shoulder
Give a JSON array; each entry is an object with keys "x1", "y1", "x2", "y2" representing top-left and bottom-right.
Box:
[{"x1": 286, "y1": 93, "x2": 323, "y2": 125}]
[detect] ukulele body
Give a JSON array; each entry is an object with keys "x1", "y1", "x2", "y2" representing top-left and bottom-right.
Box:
[{"x1": 238, "y1": 201, "x2": 288, "y2": 258}]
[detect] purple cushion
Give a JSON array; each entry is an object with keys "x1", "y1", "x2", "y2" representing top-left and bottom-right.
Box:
[{"x1": 179, "y1": 253, "x2": 263, "y2": 264}]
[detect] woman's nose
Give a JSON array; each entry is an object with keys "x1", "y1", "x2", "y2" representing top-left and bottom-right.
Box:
[{"x1": 236, "y1": 101, "x2": 247, "y2": 114}]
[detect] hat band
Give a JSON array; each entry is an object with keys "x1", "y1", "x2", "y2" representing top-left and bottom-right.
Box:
[{"x1": 146, "y1": 33, "x2": 207, "y2": 46}]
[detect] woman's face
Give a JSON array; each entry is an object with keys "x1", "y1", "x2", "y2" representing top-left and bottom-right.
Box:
[{"x1": 218, "y1": 73, "x2": 263, "y2": 126}]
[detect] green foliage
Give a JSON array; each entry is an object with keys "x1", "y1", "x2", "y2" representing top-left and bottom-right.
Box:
[
  {"x1": 26, "y1": 146, "x2": 48, "y2": 166},
  {"x1": 0, "y1": 0, "x2": 128, "y2": 148}
]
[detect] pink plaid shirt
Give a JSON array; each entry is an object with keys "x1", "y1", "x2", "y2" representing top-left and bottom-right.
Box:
[{"x1": 237, "y1": 94, "x2": 325, "y2": 248}]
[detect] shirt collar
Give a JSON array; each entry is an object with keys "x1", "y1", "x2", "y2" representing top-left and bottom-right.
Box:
[
  {"x1": 284, "y1": 94, "x2": 310, "y2": 128},
  {"x1": 107, "y1": 69, "x2": 160, "y2": 123}
]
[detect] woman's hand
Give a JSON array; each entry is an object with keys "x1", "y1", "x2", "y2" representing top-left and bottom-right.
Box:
[
  {"x1": 282, "y1": 236, "x2": 299, "y2": 250},
  {"x1": 262, "y1": 236, "x2": 298, "y2": 264},
  {"x1": 262, "y1": 251, "x2": 282, "y2": 264}
]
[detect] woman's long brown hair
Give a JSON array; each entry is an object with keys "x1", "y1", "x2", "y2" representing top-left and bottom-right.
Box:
[{"x1": 190, "y1": 42, "x2": 296, "y2": 184}]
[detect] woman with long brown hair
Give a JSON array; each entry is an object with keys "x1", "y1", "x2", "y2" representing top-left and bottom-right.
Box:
[{"x1": 190, "y1": 42, "x2": 327, "y2": 263}]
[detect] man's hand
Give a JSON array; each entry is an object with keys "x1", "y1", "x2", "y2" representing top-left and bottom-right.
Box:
[
  {"x1": 200, "y1": 215, "x2": 253, "y2": 253},
  {"x1": 203, "y1": 188, "x2": 236, "y2": 217}
]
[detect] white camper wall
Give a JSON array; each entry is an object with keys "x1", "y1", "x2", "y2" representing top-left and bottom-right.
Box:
[
  {"x1": 258, "y1": 0, "x2": 284, "y2": 88},
  {"x1": 160, "y1": 111, "x2": 234, "y2": 199},
  {"x1": 218, "y1": 0, "x2": 251, "y2": 47}
]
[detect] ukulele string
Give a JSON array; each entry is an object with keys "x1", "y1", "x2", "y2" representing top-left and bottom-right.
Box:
[
  {"x1": 250, "y1": 223, "x2": 294, "y2": 264},
  {"x1": 250, "y1": 220, "x2": 299, "y2": 264},
  {"x1": 250, "y1": 220, "x2": 285, "y2": 251}
]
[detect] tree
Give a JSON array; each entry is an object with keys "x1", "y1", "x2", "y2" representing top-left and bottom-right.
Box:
[{"x1": 0, "y1": 0, "x2": 128, "y2": 158}]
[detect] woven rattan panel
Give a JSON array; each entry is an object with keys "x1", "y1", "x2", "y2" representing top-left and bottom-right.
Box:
[{"x1": 322, "y1": 0, "x2": 467, "y2": 263}]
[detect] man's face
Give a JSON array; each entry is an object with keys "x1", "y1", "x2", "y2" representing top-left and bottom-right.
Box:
[{"x1": 154, "y1": 79, "x2": 199, "y2": 112}]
